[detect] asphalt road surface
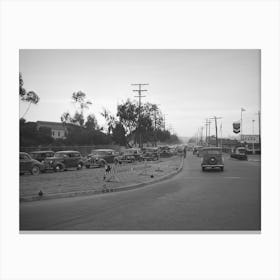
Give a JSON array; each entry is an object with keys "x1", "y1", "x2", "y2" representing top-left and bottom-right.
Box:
[{"x1": 20, "y1": 153, "x2": 261, "y2": 231}]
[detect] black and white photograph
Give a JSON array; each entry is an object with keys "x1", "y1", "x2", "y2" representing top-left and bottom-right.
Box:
[
  {"x1": 19, "y1": 49, "x2": 261, "y2": 231},
  {"x1": 1, "y1": 1, "x2": 280, "y2": 280}
]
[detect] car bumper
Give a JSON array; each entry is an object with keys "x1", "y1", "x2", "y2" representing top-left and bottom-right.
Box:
[{"x1": 201, "y1": 164, "x2": 224, "y2": 167}]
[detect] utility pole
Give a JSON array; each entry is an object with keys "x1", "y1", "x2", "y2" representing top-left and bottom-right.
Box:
[
  {"x1": 205, "y1": 119, "x2": 211, "y2": 146},
  {"x1": 208, "y1": 119, "x2": 211, "y2": 145},
  {"x1": 205, "y1": 120, "x2": 208, "y2": 145},
  {"x1": 152, "y1": 104, "x2": 159, "y2": 147},
  {"x1": 132, "y1": 83, "x2": 148, "y2": 148},
  {"x1": 258, "y1": 110, "x2": 261, "y2": 153},
  {"x1": 252, "y1": 119, "x2": 255, "y2": 154},
  {"x1": 210, "y1": 116, "x2": 222, "y2": 147},
  {"x1": 163, "y1": 114, "x2": 167, "y2": 131}
]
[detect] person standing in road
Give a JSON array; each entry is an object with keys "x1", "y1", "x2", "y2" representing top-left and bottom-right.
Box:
[{"x1": 183, "y1": 146, "x2": 187, "y2": 158}]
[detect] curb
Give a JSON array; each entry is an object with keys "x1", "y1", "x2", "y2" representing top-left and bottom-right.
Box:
[{"x1": 20, "y1": 158, "x2": 185, "y2": 203}]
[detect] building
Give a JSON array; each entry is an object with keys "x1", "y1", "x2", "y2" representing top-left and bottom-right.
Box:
[{"x1": 37, "y1": 121, "x2": 67, "y2": 139}]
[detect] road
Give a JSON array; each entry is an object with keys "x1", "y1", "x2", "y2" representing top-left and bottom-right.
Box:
[{"x1": 20, "y1": 153, "x2": 261, "y2": 231}]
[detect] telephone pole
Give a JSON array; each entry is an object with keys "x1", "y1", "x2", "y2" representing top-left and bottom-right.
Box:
[
  {"x1": 210, "y1": 116, "x2": 222, "y2": 147},
  {"x1": 252, "y1": 119, "x2": 255, "y2": 154},
  {"x1": 258, "y1": 110, "x2": 261, "y2": 153},
  {"x1": 132, "y1": 83, "x2": 148, "y2": 148},
  {"x1": 152, "y1": 104, "x2": 159, "y2": 147},
  {"x1": 163, "y1": 114, "x2": 166, "y2": 131},
  {"x1": 205, "y1": 119, "x2": 211, "y2": 145}
]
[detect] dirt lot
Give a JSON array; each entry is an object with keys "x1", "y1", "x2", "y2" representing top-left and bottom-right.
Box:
[{"x1": 20, "y1": 156, "x2": 183, "y2": 201}]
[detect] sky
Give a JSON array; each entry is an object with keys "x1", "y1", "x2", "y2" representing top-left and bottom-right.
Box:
[{"x1": 19, "y1": 49, "x2": 260, "y2": 138}]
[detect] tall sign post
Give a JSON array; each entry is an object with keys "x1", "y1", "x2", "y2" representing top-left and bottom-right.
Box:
[{"x1": 240, "y1": 107, "x2": 246, "y2": 143}]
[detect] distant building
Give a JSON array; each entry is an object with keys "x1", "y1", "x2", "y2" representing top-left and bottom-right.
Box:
[{"x1": 37, "y1": 121, "x2": 67, "y2": 139}]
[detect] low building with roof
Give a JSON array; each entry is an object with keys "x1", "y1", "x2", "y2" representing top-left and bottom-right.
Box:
[{"x1": 36, "y1": 121, "x2": 67, "y2": 139}]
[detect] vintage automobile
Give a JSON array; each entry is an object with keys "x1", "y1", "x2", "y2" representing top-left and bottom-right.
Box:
[
  {"x1": 114, "y1": 148, "x2": 143, "y2": 164},
  {"x1": 29, "y1": 151, "x2": 55, "y2": 162},
  {"x1": 230, "y1": 147, "x2": 248, "y2": 160},
  {"x1": 84, "y1": 149, "x2": 117, "y2": 168},
  {"x1": 141, "y1": 147, "x2": 159, "y2": 161},
  {"x1": 201, "y1": 147, "x2": 224, "y2": 171},
  {"x1": 196, "y1": 146, "x2": 204, "y2": 157},
  {"x1": 159, "y1": 146, "x2": 172, "y2": 157},
  {"x1": 43, "y1": 151, "x2": 84, "y2": 172},
  {"x1": 20, "y1": 152, "x2": 45, "y2": 175},
  {"x1": 193, "y1": 146, "x2": 203, "y2": 156}
]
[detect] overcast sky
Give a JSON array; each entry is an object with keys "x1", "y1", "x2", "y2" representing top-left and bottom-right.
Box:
[{"x1": 19, "y1": 49, "x2": 260, "y2": 138}]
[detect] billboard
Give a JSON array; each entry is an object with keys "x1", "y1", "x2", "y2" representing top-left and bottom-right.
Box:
[{"x1": 241, "y1": 135, "x2": 259, "y2": 143}]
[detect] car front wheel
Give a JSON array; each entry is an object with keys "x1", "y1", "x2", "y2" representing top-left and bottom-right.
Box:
[
  {"x1": 31, "y1": 165, "x2": 40, "y2": 176},
  {"x1": 54, "y1": 164, "x2": 65, "y2": 172}
]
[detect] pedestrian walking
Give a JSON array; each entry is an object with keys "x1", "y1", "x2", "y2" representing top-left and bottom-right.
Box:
[{"x1": 183, "y1": 146, "x2": 187, "y2": 158}]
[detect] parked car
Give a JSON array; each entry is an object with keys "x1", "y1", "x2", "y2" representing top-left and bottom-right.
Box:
[
  {"x1": 20, "y1": 152, "x2": 45, "y2": 175},
  {"x1": 230, "y1": 147, "x2": 248, "y2": 160},
  {"x1": 159, "y1": 146, "x2": 172, "y2": 157},
  {"x1": 201, "y1": 147, "x2": 224, "y2": 171},
  {"x1": 141, "y1": 147, "x2": 159, "y2": 161},
  {"x1": 43, "y1": 151, "x2": 84, "y2": 172},
  {"x1": 29, "y1": 151, "x2": 55, "y2": 162},
  {"x1": 115, "y1": 148, "x2": 143, "y2": 164},
  {"x1": 175, "y1": 145, "x2": 185, "y2": 155},
  {"x1": 84, "y1": 149, "x2": 117, "y2": 168}
]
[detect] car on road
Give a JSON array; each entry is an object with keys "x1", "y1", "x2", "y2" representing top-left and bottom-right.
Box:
[
  {"x1": 201, "y1": 147, "x2": 224, "y2": 171},
  {"x1": 43, "y1": 151, "x2": 84, "y2": 172},
  {"x1": 230, "y1": 147, "x2": 248, "y2": 160},
  {"x1": 193, "y1": 146, "x2": 203, "y2": 156},
  {"x1": 20, "y1": 152, "x2": 45, "y2": 175},
  {"x1": 141, "y1": 147, "x2": 159, "y2": 161},
  {"x1": 29, "y1": 151, "x2": 55, "y2": 162},
  {"x1": 85, "y1": 149, "x2": 117, "y2": 168}
]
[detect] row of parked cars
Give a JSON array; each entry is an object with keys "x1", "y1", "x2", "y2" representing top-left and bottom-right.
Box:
[{"x1": 20, "y1": 145, "x2": 184, "y2": 175}]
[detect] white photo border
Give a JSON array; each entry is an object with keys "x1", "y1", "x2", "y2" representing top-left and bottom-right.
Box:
[{"x1": 0, "y1": 0, "x2": 279, "y2": 280}]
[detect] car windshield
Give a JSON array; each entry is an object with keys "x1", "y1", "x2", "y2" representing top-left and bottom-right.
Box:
[
  {"x1": 20, "y1": 153, "x2": 31, "y2": 160},
  {"x1": 123, "y1": 150, "x2": 135, "y2": 155},
  {"x1": 54, "y1": 152, "x2": 68, "y2": 158},
  {"x1": 204, "y1": 150, "x2": 221, "y2": 155},
  {"x1": 30, "y1": 153, "x2": 40, "y2": 159},
  {"x1": 92, "y1": 151, "x2": 113, "y2": 156}
]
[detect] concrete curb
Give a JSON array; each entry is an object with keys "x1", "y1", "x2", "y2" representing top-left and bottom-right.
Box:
[{"x1": 20, "y1": 157, "x2": 185, "y2": 203}]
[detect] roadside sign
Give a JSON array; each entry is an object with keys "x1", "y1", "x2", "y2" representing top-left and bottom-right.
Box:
[
  {"x1": 233, "y1": 122, "x2": 240, "y2": 134},
  {"x1": 241, "y1": 135, "x2": 259, "y2": 143}
]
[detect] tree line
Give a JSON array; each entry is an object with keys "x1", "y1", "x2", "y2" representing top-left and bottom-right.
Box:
[{"x1": 19, "y1": 73, "x2": 180, "y2": 147}]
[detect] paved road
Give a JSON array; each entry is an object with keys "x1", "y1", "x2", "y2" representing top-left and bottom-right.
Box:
[{"x1": 20, "y1": 153, "x2": 261, "y2": 231}]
